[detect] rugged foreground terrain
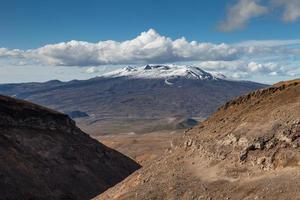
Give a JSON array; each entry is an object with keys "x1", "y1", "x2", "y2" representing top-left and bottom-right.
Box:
[
  {"x1": 0, "y1": 95, "x2": 140, "y2": 200},
  {"x1": 0, "y1": 65, "x2": 266, "y2": 135},
  {"x1": 95, "y1": 79, "x2": 300, "y2": 200}
]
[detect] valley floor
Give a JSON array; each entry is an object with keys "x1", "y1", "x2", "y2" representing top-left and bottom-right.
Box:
[{"x1": 93, "y1": 130, "x2": 182, "y2": 165}]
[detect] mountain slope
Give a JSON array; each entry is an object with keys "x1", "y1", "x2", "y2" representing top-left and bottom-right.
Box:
[
  {"x1": 95, "y1": 79, "x2": 300, "y2": 200},
  {"x1": 0, "y1": 95, "x2": 140, "y2": 200},
  {"x1": 0, "y1": 65, "x2": 267, "y2": 135}
]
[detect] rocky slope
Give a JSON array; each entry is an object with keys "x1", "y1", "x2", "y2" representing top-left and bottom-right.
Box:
[
  {"x1": 0, "y1": 65, "x2": 266, "y2": 135},
  {"x1": 0, "y1": 95, "x2": 140, "y2": 200},
  {"x1": 95, "y1": 79, "x2": 300, "y2": 200}
]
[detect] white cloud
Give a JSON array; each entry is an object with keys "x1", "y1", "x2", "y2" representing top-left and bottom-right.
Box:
[
  {"x1": 0, "y1": 48, "x2": 24, "y2": 57},
  {"x1": 271, "y1": 0, "x2": 300, "y2": 22},
  {"x1": 231, "y1": 72, "x2": 250, "y2": 79},
  {"x1": 236, "y1": 39, "x2": 300, "y2": 47},
  {"x1": 198, "y1": 60, "x2": 290, "y2": 79},
  {"x1": 198, "y1": 60, "x2": 245, "y2": 71},
  {"x1": 1, "y1": 29, "x2": 299, "y2": 69},
  {"x1": 247, "y1": 61, "x2": 283, "y2": 74},
  {"x1": 219, "y1": 0, "x2": 268, "y2": 32},
  {"x1": 1, "y1": 29, "x2": 238, "y2": 67},
  {"x1": 220, "y1": 0, "x2": 300, "y2": 32},
  {"x1": 85, "y1": 67, "x2": 100, "y2": 74},
  {"x1": 0, "y1": 29, "x2": 300, "y2": 80}
]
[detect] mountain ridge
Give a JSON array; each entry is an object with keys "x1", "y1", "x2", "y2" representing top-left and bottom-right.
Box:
[{"x1": 102, "y1": 64, "x2": 227, "y2": 80}]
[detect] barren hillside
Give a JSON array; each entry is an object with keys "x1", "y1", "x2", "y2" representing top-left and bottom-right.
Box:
[
  {"x1": 0, "y1": 95, "x2": 140, "y2": 200},
  {"x1": 95, "y1": 79, "x2": 300, "y2": 200}
]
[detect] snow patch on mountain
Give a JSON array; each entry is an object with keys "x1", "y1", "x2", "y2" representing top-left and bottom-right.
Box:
[{"x1": 102, "y1": 64, "x2": 227, "y2": 80}]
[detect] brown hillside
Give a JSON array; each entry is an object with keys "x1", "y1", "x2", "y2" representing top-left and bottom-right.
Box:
[
  {"x1": 95, "y1": 79, "x2": 300, "y2": 200},
  {"x1": 0, "y1": 95, "x2": 140, "y2": 200}
]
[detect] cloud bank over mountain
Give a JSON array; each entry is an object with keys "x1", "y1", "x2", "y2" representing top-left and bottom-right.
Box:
[
  {"x1": 0, "y1": 29, "x2": 238, "y2": 66},
  {"x1": 0, "y1": 29, "x2": 299, "y2": 80}
]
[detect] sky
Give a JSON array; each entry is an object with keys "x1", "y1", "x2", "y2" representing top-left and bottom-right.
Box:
[{"x1": 1, "y1": 0, "x2": 300, "y2": 84}]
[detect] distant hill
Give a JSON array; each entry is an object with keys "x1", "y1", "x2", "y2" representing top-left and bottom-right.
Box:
[
  {"x1": 0, "y1": 65, "x2": 267, "y2": 135},
  {"x1": 0, "y1": 95, "x2": 140, "y2": 200}
]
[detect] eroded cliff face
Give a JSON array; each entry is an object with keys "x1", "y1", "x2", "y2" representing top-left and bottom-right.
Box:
[
  {"x1": 95, "y1": 79, "x2": 300, "y2": 200},
  {"x1": 0, "y1": 95, "x2": 140, "y2": 200}
]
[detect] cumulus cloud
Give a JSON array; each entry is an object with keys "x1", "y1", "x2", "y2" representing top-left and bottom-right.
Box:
[
  {"x1": 0, "y1": 29, "x2": 299, "y2": 79},
  {"x1": 219, "y1": 0, "x2": 268, "y2": 32},
  {"x1": 220, "y1": 0, "x2": 300, "y2": 32},
  {"x1": 0, "y1": 48, "x2": 24, "y2": 58},
  {"x1": 1, "y1": 29, "x2": 299, "y2": 69},
  {"x1": 198, "y1": 60, "x2": 291, "y2": 79},
  {"x1": 247, "y1": 61, "x2": 284, "y2": 74},
  {"x1": 0, "y1": 29, "x2": 238, "y2": 67}
]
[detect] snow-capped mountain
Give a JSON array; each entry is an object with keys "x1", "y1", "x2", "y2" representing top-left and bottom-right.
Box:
[
  {"x1": 102, "y1": 64, "x2": 226, "y2": 80},
  {"x1": 0, "y1": 66, "x2": 267, "y2": 134}
]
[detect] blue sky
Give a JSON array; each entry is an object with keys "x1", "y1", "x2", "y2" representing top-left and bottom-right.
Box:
[{"x1": 1, "y1": 0, "x2": 300, "y2": 83}]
